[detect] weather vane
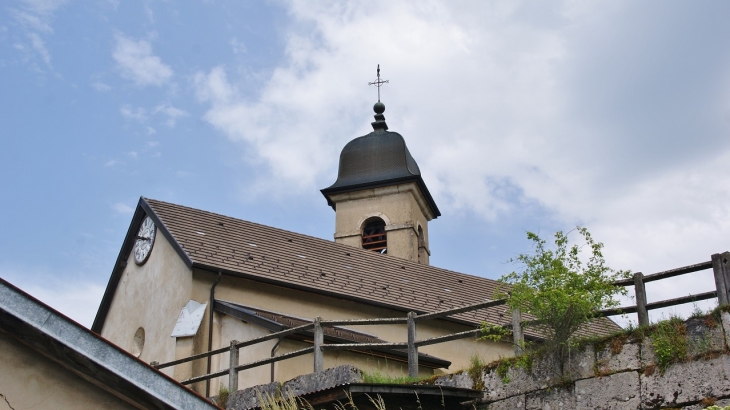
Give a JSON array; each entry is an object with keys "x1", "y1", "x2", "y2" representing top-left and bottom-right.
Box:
[{"x1": 368, "y1": 64, "x2": 389, "y2": 102}]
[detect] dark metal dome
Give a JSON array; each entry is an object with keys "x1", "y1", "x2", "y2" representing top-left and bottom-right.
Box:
[{"x1": 321, "y1": 104, "x2": 440, "y2": 218}]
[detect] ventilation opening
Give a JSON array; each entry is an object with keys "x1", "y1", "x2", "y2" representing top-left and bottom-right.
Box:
[
  {"x1": 131, "y1": 327, "x2": 145, "y2": 357},
  {"x1": 362, "y1": 218, "x2": 387, "y2": 254}
]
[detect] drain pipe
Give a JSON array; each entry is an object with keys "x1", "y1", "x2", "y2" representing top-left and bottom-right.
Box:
[
  {"x1": 206, "y1": 271, "x2": 222, "y2": 397},
  {"x1": 270, "y1": 338, "x2": 283, "y2": 383}
]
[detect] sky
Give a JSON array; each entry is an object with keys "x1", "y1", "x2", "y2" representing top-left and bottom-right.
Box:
[{"x1": 2, "y1": 0, "x2": 730, "y2": 329}]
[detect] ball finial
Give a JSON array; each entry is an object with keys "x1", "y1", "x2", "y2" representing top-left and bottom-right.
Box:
[{"x1": 373, "y1": 101, "x2": 385, "y2": 114}]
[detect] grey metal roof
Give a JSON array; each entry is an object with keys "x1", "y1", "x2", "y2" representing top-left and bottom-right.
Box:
[
  {"x1": 321, "y1": 109, "x2": 440, "y2": 218},
  {"x1": 0, "y1": 277, "x2": 220, "y2": 410}
]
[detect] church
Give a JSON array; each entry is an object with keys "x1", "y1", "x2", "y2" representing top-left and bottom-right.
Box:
[{"x1": 92, "y1": 89, "x2": 619, "y2": 398}]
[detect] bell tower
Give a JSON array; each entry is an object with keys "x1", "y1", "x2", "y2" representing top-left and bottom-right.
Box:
[{"x1": 321, "y1": 73, "x2": 440, "y2": 264}]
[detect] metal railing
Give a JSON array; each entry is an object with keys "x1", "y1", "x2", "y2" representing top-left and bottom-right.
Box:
[{"x1": 152, "y1": 251, "x2": 730, "y2": 393}]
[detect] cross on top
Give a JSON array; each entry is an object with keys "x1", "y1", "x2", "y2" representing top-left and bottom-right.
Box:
[{"x1": 368, "y1": 64, "x2": 389, "y2": 102}]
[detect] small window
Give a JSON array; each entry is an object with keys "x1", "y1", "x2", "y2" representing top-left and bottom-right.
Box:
[{"x1": 362, "y1": 218, "x2": 387, "y2": 254}]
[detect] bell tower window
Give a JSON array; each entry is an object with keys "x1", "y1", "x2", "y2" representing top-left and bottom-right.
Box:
[{"x1": 362, "y1": 218, "x2": 387, "y2": 254}]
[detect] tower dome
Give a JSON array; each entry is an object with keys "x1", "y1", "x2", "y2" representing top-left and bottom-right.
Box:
[{"x1": 321, "y1": 102, "x2": 440, "y2": 218}]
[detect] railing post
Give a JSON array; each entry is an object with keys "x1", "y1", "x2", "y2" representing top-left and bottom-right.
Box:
[
  {"x1": 228, "y1": 340, "x2": 239, "y2": 393},
  {"x1": 407, "y1": 311, "x2": 418, "y2": 378},
  {"x1": 313, "y1": 317, "x2": 323, "y2": 373},
  {"x1": 712, "y1": 253, "x2": 730, "y2": 307},
  {"x1": 511, "y1": 308, "x2": 524, "y2": 355},
  {"x1": 634, "y1": 272, "x2": 649, "y2": 327}
]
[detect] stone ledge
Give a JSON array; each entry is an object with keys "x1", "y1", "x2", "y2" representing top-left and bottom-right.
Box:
[{"x1": 281, "y1": 365, "x2": 364, "y2": 397}]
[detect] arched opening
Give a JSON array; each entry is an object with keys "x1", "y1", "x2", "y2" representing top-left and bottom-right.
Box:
[{"x1": 362, "y1": 218, "x2": 387, "y2": 254}]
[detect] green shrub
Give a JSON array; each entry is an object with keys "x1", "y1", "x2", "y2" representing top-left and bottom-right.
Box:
[
  {"x1": 649, "y1": 317, "x2": 688, "y2": 373},
  {"x1": 498, "y1": 228, "x2": 630, "y2": 372}
]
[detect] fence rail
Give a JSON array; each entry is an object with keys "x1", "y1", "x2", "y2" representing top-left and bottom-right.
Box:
[{"x1": 153, "y1": 251, "x2": 730, "y2": 393}]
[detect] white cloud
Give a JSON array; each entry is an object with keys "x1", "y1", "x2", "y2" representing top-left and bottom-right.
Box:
[
  {"x1": 104, "y1": 159, "x2": 119, "y2": 167},
  {"x1": 120, "y1": 104, "x2": 147, "y2": 121},
  {"x1": 230, "y1": 37, "x2": 247, "y2": 54},
  {"x1": 113, "y1": 34, "x2": 173, "y2": 86},
  {"x1": 27, "y1": 32, "x2": 51, "y2": 66},
  {"x1": 9, "y1": 0, "x2": 68, "y2": 68},
  {"x1": 193, "y1": 0, "x2": 730, "y2": 321},
  {"x1": 126, "y1": 151, "x2": 138, "y2": 159},
  {"x1": 147, "y1": 141, "x2": 160, "y2": 148},
  {"x1": 112, "y1": 202, "x2": 134, "y2": 214},
  {"x1": 120, "y1": 103, "x2": 187, "y2": 127},
  {"x1": 91, "y1": 81, "x2": 112, "y2": 92},
  {"x1": 153, "y1": 104, "x2": 188, "y2": 127},
  {"x1": 176, "y1": 170, "x2": 196, "y2": 178}
]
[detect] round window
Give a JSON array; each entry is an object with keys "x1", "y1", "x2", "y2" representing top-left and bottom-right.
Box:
[{"x1": 131, "y1": 327, "x2": 145, "y2": 357}]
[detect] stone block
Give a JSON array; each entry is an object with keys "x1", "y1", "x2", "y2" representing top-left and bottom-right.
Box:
[
  {"x1": 281, "y1": 365, "x2": 363, "y2": 398},
  {"x1": 685, "y1": 317, "x2": 725, "y2": 357},
  {"x1": 434, "y1": 371, "x2": 474, "y2": 389},
  {"x1": 526, "y1": 386, "x2": 575, "y2": 410},
  {"x1": 482, "y1": 354, "x2": 560, "y2": 401},
  {"x1": 480, "y1": 394, "x2": 525, "y2": 410},
  {"x1": 641, "y1": 354, "x2": 730, "y2": 408},
  {"x1": 640, "y1": 337, "x2": 657, "y2": 368},
  {"x1": 565, "y1": 344, "x2": 595, "y2": 380},
  {"x1": 722, "y1": 312, "x2": 730, "y2": 350},
  {"x1": 595, "y1": 341, "x2": 640, "y2": 373},
  {"x1": 575, "y1": 371, "x2": 640, "y2": 410},
  {"x1": 226, "y1": 381, "x2": 281, "y2": 410}
]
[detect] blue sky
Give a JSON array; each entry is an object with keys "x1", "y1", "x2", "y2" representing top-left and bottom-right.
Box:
[{"x1": 2, "y1": 0, "x2": 730, "y2": 328}]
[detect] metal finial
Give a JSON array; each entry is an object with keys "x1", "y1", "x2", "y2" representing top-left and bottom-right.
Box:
[{"x1": 368, "y1": 64, "x2": 389, "y2": 102}]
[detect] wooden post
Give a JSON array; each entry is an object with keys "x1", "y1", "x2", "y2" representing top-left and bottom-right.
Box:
[
  {"x1": 634, "y1": 272, "x2": 649, "y2": 327},
  {"x1": 407, "y1": 311, "x2": 418, "y2": 378},
  {"x1": 712, "y1": 253, "x2": 730, "y2": 306},
  {"x1": 228, "y1": 340, "x2": 239, "y2": 393},
  {"x1": 511, "y1": 308, "x2": 524, "y2": 355},
  {"x1": 313, "y1": 317, "x2": 323, "y2": 373}
]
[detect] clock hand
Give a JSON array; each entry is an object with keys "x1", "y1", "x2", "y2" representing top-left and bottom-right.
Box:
[{"x1": 136, "y1": 236, "x2": 150, "y2": 241}]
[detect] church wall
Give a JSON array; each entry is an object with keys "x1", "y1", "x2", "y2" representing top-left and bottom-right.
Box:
[
  {"x1": 0, "y1": 332, "x2": 134, "y2": 409},
  {"x1": 190, "y1": 271, "x2": 513, "y2": 389},
  {"x1": 100, "y1": 230, "x2": 194, "y2": 378}
]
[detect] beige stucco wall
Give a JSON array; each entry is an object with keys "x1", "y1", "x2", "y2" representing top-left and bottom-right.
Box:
[
  {"x1": 0, "y1": 332, "x2": 134, "y2": 409},
  {"x1": 191, "y1": 271, "x2": 513, "y2": 390},
  {"x1": 330, "y1": 183, "x2": 432, "y2": 264},
  {"x1": 100, "y1": 230, "x2": 196, "y2": 378}
]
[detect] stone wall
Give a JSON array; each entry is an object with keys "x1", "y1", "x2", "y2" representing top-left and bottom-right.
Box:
[{"x1": 436, "y1": 311, "x2": 730, "y2": 409}]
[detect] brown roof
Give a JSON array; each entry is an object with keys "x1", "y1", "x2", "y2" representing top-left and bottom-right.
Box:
[
  {"x1": 93, "y1": 197, "x2": 620, "y2": 338},
  {"x1": 214, "y1": 300, "x2": 450, "y2": 368}
]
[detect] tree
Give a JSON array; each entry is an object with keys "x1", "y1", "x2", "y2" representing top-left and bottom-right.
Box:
[{"x1": 498, "y1": 227, "x2": 630, "y2": 367}]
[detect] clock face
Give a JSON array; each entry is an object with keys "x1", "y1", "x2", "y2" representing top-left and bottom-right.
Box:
[{"x1": 134, "y1": 216, "x2": 157, "y2": 265}]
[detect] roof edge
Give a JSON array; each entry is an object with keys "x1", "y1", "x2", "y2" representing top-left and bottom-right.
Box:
[
  {"x1": 321, "y1": 175, "x2": 441, "y2": 218},
  {"x1": 92, "y1": 197, "x2": 194, "y2": 334},
  {"x1": 1, "y1": 277, "x2": 219, "y2": 409},
  {"x1": 214, "y1": 300, "x2": 451, "y2": 368},
  {"x1": 194, "y1": 264, "x2": 481, "y2": 330}
]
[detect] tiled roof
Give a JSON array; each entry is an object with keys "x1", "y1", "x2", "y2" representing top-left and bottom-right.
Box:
[
  {"x1": 214, "y1": 301, "x2": 451, "y2": 368},
  {"x1": 141, "y1": 198, "x2": 620, "y2": 339}
]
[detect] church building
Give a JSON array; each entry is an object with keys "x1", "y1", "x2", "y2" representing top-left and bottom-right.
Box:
[{"x1": 92, "y1": 95, "x2": 618, "y2": 398}]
